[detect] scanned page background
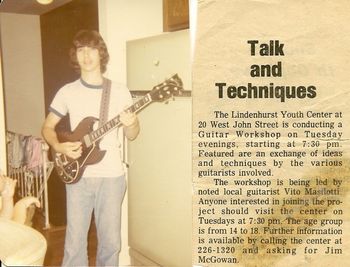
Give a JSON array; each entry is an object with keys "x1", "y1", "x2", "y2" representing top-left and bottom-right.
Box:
[{"x1": 192, "y1": 0, "x2": 350, "y2": 266}]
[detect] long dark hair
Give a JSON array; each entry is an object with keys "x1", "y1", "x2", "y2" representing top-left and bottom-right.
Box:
[{"x1": 69, "y1": 30, "x2": 109, "y2": 73}]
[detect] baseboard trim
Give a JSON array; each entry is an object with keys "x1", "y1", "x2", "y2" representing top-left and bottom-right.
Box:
[{"x1": 129, "y1": 248, "x2": 160, "y2": 266}]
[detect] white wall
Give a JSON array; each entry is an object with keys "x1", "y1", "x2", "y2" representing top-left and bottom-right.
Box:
[
  {"x1": 98, "y1": 0, "x2": 163, "y2": 83},
  {"x1": 97, "y1": 1, "x2": 163, "y2": 265},
  {"x1": 0, "y1": 13, "x2": 45, "y2": 138},
  {"x1": 0, "y1": 52, "x2": 7, "y2": 174}
]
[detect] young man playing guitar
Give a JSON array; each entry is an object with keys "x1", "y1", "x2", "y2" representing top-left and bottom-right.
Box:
[{"x1": 42, "y1": 30, "x2": 139, "y2": 266}]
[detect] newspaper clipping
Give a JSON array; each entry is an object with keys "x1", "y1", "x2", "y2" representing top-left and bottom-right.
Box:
[{"x1": 192, "y1": 0, "x2": 350, "y2": 266}]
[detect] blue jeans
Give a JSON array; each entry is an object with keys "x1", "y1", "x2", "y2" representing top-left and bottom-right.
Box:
[{"x1": 62, "y1": 175, "x2": 126, "y2": 266}]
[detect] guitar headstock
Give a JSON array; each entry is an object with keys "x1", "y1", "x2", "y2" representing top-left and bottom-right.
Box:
[{"x1": 149, "y1": 74, "x2": 184, "y2": 102}]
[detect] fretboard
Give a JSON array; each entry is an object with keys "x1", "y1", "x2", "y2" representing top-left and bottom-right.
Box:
[{"x1": 85, "y1": 93, "x2": 152, "y2": 144}]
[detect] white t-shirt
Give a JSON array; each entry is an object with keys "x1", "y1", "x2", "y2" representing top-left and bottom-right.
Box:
[{"x1": 49, "y1": 78, "x2": 133, "y2": 178}]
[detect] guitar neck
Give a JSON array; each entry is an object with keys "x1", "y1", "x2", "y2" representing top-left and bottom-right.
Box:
[
  {"x1": 82, "y1": 74, "x2": 183, "y2": 146},
  {"x1": 86, "y1": 93, "x2": 152, "y2": 144}
]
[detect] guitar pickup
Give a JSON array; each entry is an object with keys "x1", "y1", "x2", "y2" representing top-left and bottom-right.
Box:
[{"x1": 83, "y1": 135, "x2": 92, "y2": 147}]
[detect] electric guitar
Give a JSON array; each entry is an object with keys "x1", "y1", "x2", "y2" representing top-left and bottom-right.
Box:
[{"x1": 53, "y1": 74, "x2": 184, "y2": 184}]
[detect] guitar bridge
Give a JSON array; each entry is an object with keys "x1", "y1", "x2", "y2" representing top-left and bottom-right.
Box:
[{"x1": 55, "y1": 153, "x2": 68, "y2": 165}]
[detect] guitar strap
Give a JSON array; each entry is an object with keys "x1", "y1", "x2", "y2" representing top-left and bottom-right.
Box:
[{"x1": 99, "y1": 78, "x2": 112, "y2": 127}]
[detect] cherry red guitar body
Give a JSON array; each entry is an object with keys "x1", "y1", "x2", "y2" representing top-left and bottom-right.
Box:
[{"x1": 53, "y1": 117, "x2": 106, "y2": 184}]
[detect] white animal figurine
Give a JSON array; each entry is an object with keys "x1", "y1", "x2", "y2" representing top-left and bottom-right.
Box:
[{"x1": 0, "y1": 175, "x2": 40, "y2": 225}]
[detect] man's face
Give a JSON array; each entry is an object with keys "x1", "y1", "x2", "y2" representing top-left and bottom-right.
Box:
[{"x1": 76, "y1": 46, "x2": 101, "y2": 73}]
